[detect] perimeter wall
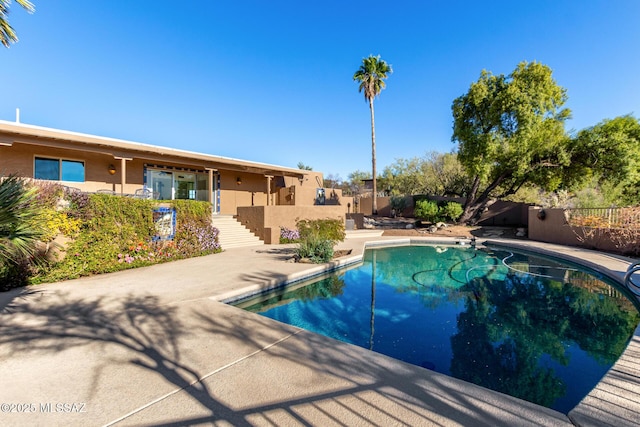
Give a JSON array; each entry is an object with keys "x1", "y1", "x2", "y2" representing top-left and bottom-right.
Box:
[{"x1": 527, "y1": 207, "x2": 636, "y2": 254}]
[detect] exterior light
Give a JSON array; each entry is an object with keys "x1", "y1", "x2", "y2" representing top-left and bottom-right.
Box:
[
  {"x1": 108, "y1": 164, "x2": 116, "y2": 175},
  {"x1": 236, "y1": 177, "x2": 242, "y2": 185}
]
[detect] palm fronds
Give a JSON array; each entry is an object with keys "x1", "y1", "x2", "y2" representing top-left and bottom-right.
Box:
[{"x1": 0, "y1": 175, "x2": 44, "y2": 263}]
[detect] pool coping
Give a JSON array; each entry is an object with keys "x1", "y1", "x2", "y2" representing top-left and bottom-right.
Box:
[{"x1": 219, "y1": 236, "x2": 640, "y2": 426}]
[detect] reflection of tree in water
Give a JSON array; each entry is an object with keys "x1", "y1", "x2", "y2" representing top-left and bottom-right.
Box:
[
  {"x1": 295, "y1": 275, "x2": 346, "y2": 301},
  {"x1": 244, "y1": 275, "x2": 346, "y2": 312},
  {"x1": 366, "y1": 246, "x2": 488, "y2": 308},
  {"x1": 450, "y1": 271, "x2": 640, "y2": 409}
]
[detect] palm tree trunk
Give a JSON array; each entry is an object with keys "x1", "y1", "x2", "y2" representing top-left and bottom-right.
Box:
[{"x1": 369, "y1": 98, "x2": 377, "y2": 215}]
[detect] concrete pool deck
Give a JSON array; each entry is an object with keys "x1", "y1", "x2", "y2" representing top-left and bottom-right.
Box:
[{"x1": 0, "y1": 234, "x2": 638, "y2": 426}]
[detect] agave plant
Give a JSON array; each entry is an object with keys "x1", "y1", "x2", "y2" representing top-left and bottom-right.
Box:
[{"x1": 0, "y1": 175, "x2": 44, "y2": 264}]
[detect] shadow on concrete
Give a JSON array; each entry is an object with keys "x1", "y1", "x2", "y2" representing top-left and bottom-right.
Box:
[
  {"x1": 254, "y1": 247, "x2": 296, "y2": 261},
  {"x1": 175, "y1": 306, "x2": 568, "y2": 427},
  {"x1": 0, "y1": 291, "x2": 250, "y2": 425},
  {"x1": 0, "y1": 286, "x2": 43, "y2": 314},
  {"x1": 0, "y1": 286, "x2": 571, "y2": 426}
]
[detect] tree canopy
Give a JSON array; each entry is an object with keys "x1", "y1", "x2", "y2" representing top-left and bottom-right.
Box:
[
  {"x1": 566, "y1": 115, "x2": 640, "y2": 205},
  {"x1": 381, "y1": 152, "x2": 467, "y2": 197},
  {"x1": 0, "y1": 0, "x2": 34, "y2": 47},
  {"x1": 297, "y1": 162, "x2": 313, "y2": 171},
  {"x1": 452, "y1": 61, "x2": 571, "y2": 224}
]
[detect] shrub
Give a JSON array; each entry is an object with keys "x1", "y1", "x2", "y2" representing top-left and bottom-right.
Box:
[
  {"x1": 64, "y1": 189, "x2": 91, "y2": 220},
  {"x1": 441, "y1": 202, "x2": 463, "y2": 222},
  {"x1": 33, "y1": 180, "x2": 64, "y2": 207},
  {"x1": 294, "y1": 218, "x2": 345, "y2": 264},
  {"x1": 390, "y1": 196, "x2": 407, "y2": 216},
  {"x1": 414, "y1": 200, "x2": 440, "y2": 223},
  {"x1": 296, "y1": 236, "x2": 334, "y2": 263},
  {"x1": 296, "y1": 218, "x2": 345, "y2": 243},
  {"x1": 0, "y1": 259, "x2": 33, "y2": 291}
]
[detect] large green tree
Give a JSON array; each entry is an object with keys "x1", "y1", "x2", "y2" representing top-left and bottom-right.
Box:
[
  {"x1": 353, "y1": 55, "x2": 392, "y2": 215},
  {"x1": 566, "y1": 115, "x2": 640, "y2": 205},
  {"x1": 1, "y1": 0, "x2": 34, "y2": 47},
  {"x1": 452, "y1": 61, "x2": 571, "y2": 224}
]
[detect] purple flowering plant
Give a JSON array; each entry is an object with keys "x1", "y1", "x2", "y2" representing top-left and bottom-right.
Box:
[
  {"x1": 175, "y1": 220, "x2": 221, "y2": 256},
  {"x1": 280, "y1": 227, "x2": 300, "y2": 243}
]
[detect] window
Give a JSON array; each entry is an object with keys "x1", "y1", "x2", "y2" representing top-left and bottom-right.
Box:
[{"x1": 34, "y1": 157, "x2": 85, "y2": 182}]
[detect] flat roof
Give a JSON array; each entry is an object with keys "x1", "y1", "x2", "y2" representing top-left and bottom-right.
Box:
[{"x1": 0, "y1": 120, "x2": 306, "y2": 177}]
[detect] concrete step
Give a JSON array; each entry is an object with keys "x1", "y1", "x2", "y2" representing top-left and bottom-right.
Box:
[{"x1": 211, "y1": 215, "x2": 264, "y2": 249}]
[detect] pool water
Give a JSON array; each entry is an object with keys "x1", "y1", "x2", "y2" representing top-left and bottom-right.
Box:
[{"x1": 235, "y1": 245, "x2": 640, "y2": 413}]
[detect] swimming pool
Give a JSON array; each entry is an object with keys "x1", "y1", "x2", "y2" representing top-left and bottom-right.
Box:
[{"x1": 233, "y1": 244, "x2": 640, "y2": 414}]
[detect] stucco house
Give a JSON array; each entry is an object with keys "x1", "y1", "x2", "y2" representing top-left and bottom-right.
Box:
[{"x1": 0, "y1": 119, "x2": 350, "y2": 245}]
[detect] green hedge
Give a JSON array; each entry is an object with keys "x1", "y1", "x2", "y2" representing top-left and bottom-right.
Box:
[{"x1": 30, "y1": 194, "x2": 221, "y2": 284}]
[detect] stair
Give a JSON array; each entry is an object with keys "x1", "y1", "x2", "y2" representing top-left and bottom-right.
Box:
[{"x1": 210, "y1": 215, "x2": 264, "y2": 249}]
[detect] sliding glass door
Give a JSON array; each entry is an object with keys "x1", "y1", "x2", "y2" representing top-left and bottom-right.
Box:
[
  {"x1": 175, "y1": 173, "x2": 196, "y2": 199},
  {"x1": 146, "y1": 169, "x2": 211, "y2": 202},
  {"x1": 148, "y1": 170, "x2": 173, "y2": 200}
]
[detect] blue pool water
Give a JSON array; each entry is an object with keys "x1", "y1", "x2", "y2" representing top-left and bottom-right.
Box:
[{"x1": 235, "y1": 245, "x2": 640, "y2": 413}]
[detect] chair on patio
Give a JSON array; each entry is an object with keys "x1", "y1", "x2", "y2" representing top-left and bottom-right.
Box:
[{"x1": 133, "y1": 188, "x2": 155, "y2": 199}]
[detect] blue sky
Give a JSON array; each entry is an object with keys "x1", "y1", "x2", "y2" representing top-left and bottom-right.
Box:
[{"x1": 2, "y1": 1, "x2": 639, "y2": 180}]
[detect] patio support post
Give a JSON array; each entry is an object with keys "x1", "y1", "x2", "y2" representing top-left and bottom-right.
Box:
[
  {"x1": 206, "y1": 168, "x2": 217, "y2": 214},
  {"x1": 114, "y1": 156, "x2": 132, "y2": 195},
  {"x1": 265, "y1": 175, "x2": 273, "y2": 206}
]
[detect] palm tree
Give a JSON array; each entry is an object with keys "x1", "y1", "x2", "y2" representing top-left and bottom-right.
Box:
[
  {"x1": 353, "y1": 55, "x2": 392, "y2": 215},
  {"x1": 1, "y1": 0, "x2": 35, "y2": 48},
  {"x1": 0, "y1": 175, "x2": 43, "y2": 264}
]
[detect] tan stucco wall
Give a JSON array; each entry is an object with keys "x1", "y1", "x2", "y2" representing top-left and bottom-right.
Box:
[
  {"x1": 528, "y1": 207, "x2": 579, "y2": 246},
  {"x1": 218, "y1": 172, "x2": 268, "y2": 214},
  {"x1": 359, "y1": 196, "x2": 392, "y2": 216},
  {"x1": 527, "y1": 207, "x2": 627, "y2": 253},
  {"x1": 237, "y1": 205, "x2": 346, "y2": 244},
  {"x1": 0, "y1": 142, "x2": 144, "y2": 193},
  {"x1": 293, "y1": 171, "x2": 324, "y2": 189}
]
